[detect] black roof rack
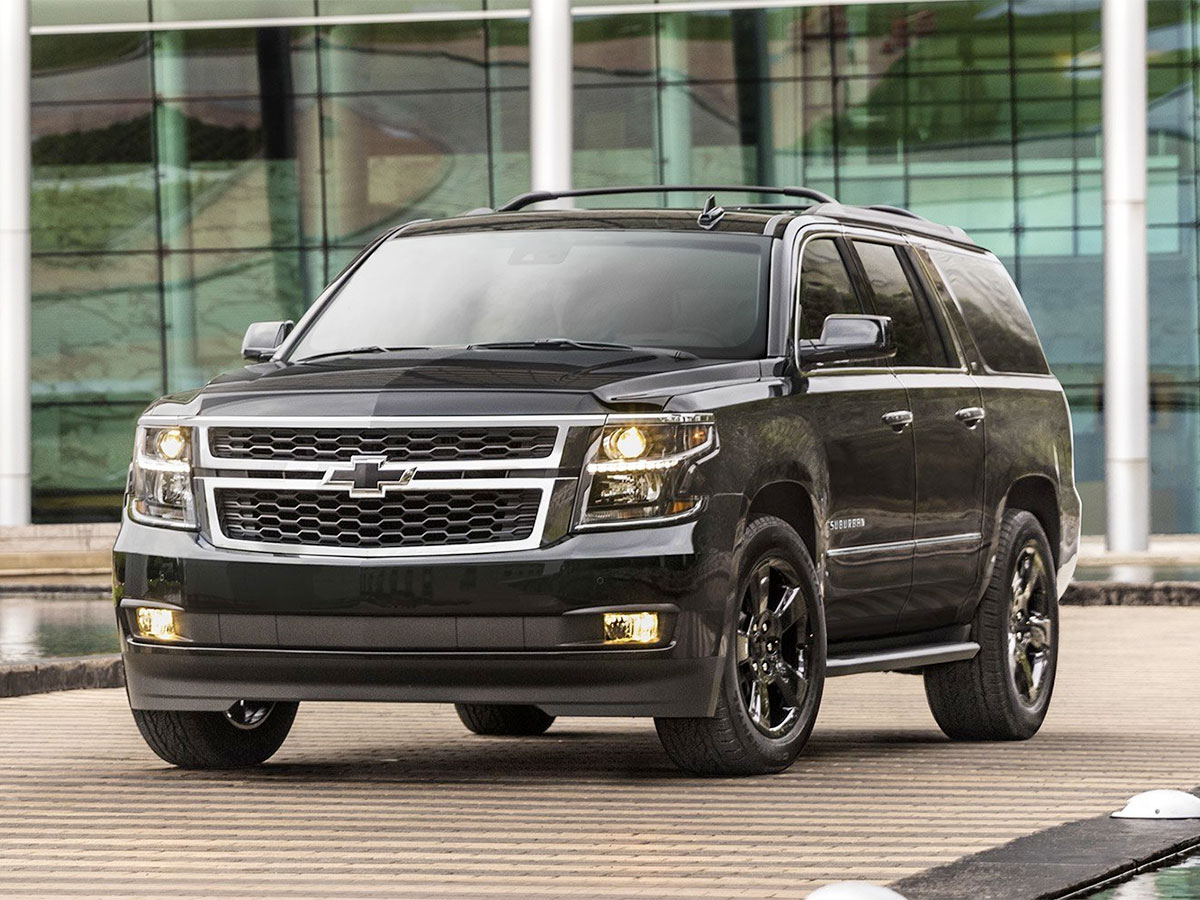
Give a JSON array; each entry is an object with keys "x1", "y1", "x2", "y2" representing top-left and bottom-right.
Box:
[
  {"x1": 866, "y1": 204, "x2": 927, "y2": 221},
  {"x1": 496, "y1": 184, "x2": 836, "y2": 213}
]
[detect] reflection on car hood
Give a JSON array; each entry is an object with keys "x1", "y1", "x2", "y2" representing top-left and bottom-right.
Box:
[{"x1": 143, "y1": 348, "x2": 768, "y2": 419}]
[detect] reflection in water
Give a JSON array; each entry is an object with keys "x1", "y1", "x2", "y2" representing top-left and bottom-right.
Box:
[
  {"x1": 1089, "y1": 854, "x2": 1200, "y2": 899},
  {"x1": 0, "y1": 595, "x2": 119, "y2": 662}
]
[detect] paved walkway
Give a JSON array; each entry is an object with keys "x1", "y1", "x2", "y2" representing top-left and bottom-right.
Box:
[{"x1": 0, "y1": 607, "x2": 1197, "y2": 899}]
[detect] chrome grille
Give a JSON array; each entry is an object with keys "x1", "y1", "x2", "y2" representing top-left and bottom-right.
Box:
[
  {"x1": 215, "y1": 487, "x2": 542, "y2": 549},
  {"x1": 209, "y1": 426, "x2": 558, "y2": 463}
]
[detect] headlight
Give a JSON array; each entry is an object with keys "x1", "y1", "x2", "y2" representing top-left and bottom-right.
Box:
[
  {"x1": 577, "y1": 414, "x2": 717, "y2": 527},
  {"x1": 128, "y1": 425, "x2": 196, "y2": 529}
]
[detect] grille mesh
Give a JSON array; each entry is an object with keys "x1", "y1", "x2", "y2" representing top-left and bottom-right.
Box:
[
  {"x1": 209, "y1": 427, "x2": 557, "y2": 463},
  {"x1": 215, "y1": 487, "x2": 542, "y2": 549}
]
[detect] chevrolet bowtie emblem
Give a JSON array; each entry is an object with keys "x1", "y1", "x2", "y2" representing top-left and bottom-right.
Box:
[{"x1": 322, "y1": 456, "x2": 417, "y2": 498}]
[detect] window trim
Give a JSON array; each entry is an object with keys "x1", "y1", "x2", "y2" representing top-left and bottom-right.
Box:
[{"x1": 792, "y1": 226, "x2": 887, "y2": 374}]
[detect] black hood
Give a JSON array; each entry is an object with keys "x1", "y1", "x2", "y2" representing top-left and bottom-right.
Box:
[{"x1": 144, "y1": 348, "x2": 767, "y2": 419}]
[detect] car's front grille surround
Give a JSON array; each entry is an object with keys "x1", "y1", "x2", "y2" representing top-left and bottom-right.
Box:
[{"x1": 178, "y1": 416, "x2": 605, "y2": 558}]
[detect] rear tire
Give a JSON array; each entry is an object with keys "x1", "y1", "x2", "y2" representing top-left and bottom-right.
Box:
[
  {"x1": 455, "y1": 703, "x2": 555, "y2": 736},
  {"x1": 655, "y1": 515, "x2": 826, "y2": 777},
  {"x1": 131, "y1": 701, "x2": 298, "y2": 768},
  {"x1": 924, "y1": 509, "x2": 1059, "y2": 741}
]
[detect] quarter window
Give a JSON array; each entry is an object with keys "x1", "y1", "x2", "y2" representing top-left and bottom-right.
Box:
[
  {"x1": 929, "y1": 249, "x2": 1050, "y2": 375},
  {"x1": 798, "y1": 238, "x2": 863, "y2": 342},
  {"x1": 851, "y1": 240, "x2": 943, "y2": 368}
]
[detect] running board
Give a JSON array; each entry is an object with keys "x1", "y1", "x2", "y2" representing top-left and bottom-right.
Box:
[{"x1": 826, "y1": 641, "x2": 980, "y2": 677}]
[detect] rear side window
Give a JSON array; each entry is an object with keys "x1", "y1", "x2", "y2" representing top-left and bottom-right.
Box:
[
  {"x1": 798, "y1": 238, "x2": 863, "y2": 341},
  {"x1": 929, "y1": 249, "x2": 1050, "y2": 375},
  {"x1": 851, "y1": 240, "x2": 939, "y2": 367}
]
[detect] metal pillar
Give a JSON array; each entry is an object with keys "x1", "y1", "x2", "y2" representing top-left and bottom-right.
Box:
[
  {"x1": 0, "y1": 0, "x2": 32, "y2": 526},
  {"x1": 529, "y1": 0, "x2": 572, "y2": 201},
  {"x1": 1103, "y1": 0, "x2": 1150, "y2": 551}
]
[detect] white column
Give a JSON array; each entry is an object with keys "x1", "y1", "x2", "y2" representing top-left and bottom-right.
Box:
[
  {"x1": 529, "y1": 0, "x2": 572, "y2": 201},
  {"x1": 0, "y1": 0, "x2": 32, "y2": 526},
  {"x1": 1102, "y1": 0, "x2": 1150, "y2": 552}
]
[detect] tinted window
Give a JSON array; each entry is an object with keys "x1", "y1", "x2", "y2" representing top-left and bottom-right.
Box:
[
  {"x1": 291, "y1": 230, "x2": 771, "y2": 360},
  {"x1": 798, "y1": 238, "x2": 862, "y2": 341},
  {"x1": 929, "y1": 249, "x2": 1050, "y2": 375},
  {"x1": 852, "y1": 240, "x2": 938, "y2": 367}
]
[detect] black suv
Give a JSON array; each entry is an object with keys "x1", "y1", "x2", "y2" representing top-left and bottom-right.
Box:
[{"x1": 114, "y1": 185, "x2": 1080, "y2": 776}]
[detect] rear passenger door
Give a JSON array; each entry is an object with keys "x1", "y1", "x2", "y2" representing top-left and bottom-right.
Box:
[
  {"x1": 847, "y1": 235, "x2": 986, "y2": 634},
  {"x1": 795, "y1": 234, "x2": 916, "y2": 641}
]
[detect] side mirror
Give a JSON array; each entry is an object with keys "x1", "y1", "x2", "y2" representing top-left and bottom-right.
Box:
[
  {"x1": 799, "y1": 314, "x2": 895, "y2": 367},
  {"x1": 241, "y1": 321, "x2": 293, "y2": 361}
]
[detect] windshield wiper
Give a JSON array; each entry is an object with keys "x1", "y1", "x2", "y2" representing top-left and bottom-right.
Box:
[
  {"x1": 468, "y1": 338, "x2": 697, "y2": 359},
  {"x1": 294, "y1": 345, "x2": 428, "y2": 363},
  {"x1": 468, "y1": 339, "x2": 634, "y2": 352}
]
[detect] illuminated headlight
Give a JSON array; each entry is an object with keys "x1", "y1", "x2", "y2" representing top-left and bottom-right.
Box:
[
  {"x1": 128, "y1": 425, "x2": 196, "y2": 529},
  {"x1": 577, "y1": 414, "x2": 716, "y2": 527}
]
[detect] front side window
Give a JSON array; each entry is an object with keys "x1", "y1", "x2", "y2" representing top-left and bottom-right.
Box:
[
  {"x1": 798, "y1": 237, "x2": 863, "y2": 342},
  {"x1": 851, "y1": 240, "x2": 944, "y2": 368},
  {"x1": 290, "y1": 230, "x2": 772, "y2": 361}
]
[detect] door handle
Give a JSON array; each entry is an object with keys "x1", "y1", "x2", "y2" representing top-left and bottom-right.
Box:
[
  {"x1": 955, "y1": 406, "x2": 986, "y2": 428},
  {"x1": 882, "y1": 410, "x2": 914, "y2": 432}
]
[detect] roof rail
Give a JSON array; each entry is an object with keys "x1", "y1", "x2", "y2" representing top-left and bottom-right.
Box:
[
  {"x1": 496, "y1": 184, "x2": 836, "y2": 212},
  {"x1": 866, "y1": 204, "x2": 927, "y2": 221}
]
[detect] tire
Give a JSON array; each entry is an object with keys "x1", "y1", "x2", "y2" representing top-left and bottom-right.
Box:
[
  {"x1": 131, "y1": 701, "x2": 298, "y2": 768},
  {"x1": 924, "y1": 508, "x2": 1059, "y2": 741},
  {"x1": 655, "y1": 515, "x2": 826, "y2": 777},
  {"x1": 455, "y1": 703, "x2": 555, "y2": 736}
]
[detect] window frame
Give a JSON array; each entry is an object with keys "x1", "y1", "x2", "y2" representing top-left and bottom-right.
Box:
[{"x1": 790, "y1": 227, "x2": 877, "y2": 371}]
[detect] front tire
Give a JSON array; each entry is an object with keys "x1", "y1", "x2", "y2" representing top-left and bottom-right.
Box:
[
  {"x1": 455, "y1": 703, "x2": 555, "y2": 736},
  {"x1": 131, "y1": 700, "x2": 298, "y2": 768},
  {"x1": 924, "y1": 509, "x2": 1059, "y2": 741},
  {"x1": 655, "y1": 515, "x2": 826, "y2": 777}
]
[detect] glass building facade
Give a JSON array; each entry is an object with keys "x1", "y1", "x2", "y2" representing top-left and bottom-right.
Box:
[{"x1": 24, "y1": 0, "x2": 1200, "y2": 533}]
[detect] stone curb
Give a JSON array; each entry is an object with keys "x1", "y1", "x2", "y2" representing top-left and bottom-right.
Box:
[
  {"x1": 0, "y1": 655, "x2": 124, "y2": 698},
  {"x1": 1062, "y1": 582, "x2": 1200, "y2": 606},
  {"x1": 891, "y1": 789, "x2": 1200, "y2": 900}
]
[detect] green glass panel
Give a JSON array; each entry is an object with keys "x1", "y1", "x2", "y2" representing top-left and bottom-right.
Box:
[
  {"x1": 31, "y1": 253, "x2": 163, "y2": 403},
  {"x1": 151, "y1": 1, "x2": 314, "y2": 22},
  {"x1": 32, "y1": 402, "x2": 146, "y2": 522},
  {"x1": 1010, "y1": 0, "x2": 1101, "y2": 71},
  {"x1": 155, "y1": 95, "x2": 323, "y2": 250},
  {"x1": 322, "y1": 92, "x2": 490, "y2": 243},
  {"x1": 162, "y1": 249, "x2": 321, "y2": 391},
  {"x1": 32, "y1": 0, "x2": 148, "y2": 27},
  {"x1": 574, "y1": 14, "x2": 655, "y2": 85},
  {"x1": 31, "y1": 102, "x2": 156, "y2": 254},
  {"x1": 32, "y1": 34, "x2": 151, "y2": 103},
  {"x1": 319, "y1": 21, "x2": 486, "y2": 94},
  {"x1": 152, "y1": 27, "x2": 318, "y2": 99}
]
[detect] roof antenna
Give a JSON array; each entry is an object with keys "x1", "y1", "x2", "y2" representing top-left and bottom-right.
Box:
[{"x1": 697, "y1": 194, "x2": 725, "y2": 230}]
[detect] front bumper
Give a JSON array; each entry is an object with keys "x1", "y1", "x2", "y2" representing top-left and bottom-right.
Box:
[{"x1": 114, "y1": 501, "x2": 738, "y2": 716}]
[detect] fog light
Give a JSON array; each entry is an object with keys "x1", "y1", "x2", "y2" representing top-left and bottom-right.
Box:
[
  {"x1": 135, "y1": 607, "x2": 179, "y2": 641},
  {"x1": 603, "y1": 611, "x2": 659, "y2": 644}
]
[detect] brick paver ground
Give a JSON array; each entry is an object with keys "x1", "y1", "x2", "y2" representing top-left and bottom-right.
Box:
[{"x1": 0, "y1": 607, "x2": 1197, "y2": 899}]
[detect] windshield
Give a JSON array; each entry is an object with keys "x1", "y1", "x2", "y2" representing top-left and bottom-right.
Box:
[{"x1": 289, "y1": 230, "x2": 772, "y2": 361}]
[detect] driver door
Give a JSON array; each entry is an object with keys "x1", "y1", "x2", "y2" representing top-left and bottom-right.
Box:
[{"x1": 791, "y1": 234, "x2": 916, "y2": 641}]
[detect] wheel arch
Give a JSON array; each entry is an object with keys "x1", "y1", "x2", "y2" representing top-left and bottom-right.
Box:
[
  {"x1": 744, "y1": 480, "x2": 819, "y2": 564},
  {"x1": 1001, "y1": 475, "x2": 1061, "y2": 568}
]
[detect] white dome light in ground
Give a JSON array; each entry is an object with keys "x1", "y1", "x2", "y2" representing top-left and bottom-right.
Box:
[
  {"x1": 1111, "y1": 789, "x2": 1200, "y2": 819},
  {"x1": 808, "y1": 885, "x2": 909, "y2": 900}
]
